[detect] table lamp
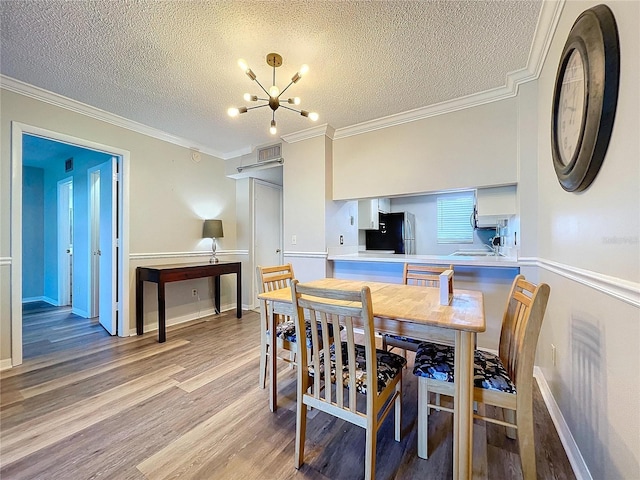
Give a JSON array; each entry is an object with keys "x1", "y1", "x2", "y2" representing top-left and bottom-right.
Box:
[{"x1": 202, "y1": 219, "x2": 224, "y2": 263}]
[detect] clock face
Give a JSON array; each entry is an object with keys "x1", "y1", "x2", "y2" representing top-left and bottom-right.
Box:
[{"x1": 556, "y1": 49, "x2": 586, "y2": 166}]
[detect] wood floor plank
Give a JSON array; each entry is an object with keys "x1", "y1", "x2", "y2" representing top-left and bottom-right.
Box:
[
  {"x1": 177, "y1": 345, "x2": 261, "y2": 393},
  {"x1": 18, "y1": 339, "x2": 189, "y2": 399},
  {"x1": 0, "y1": 303, "x2": 577, "y2": 480},
  {"x1": 1, "y1": 365, "x2": 184, "y2": 466}
]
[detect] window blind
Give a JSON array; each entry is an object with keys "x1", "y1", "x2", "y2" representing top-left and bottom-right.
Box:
[{"x1": 437, "y1": 193, "x2": 474, "y2": 244}]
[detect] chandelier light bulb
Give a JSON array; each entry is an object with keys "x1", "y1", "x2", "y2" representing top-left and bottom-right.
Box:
[
  {"x1": 269, "y1": 85, "x2": 280, "y2": 98},
  {"x1": 244, "y1": 93, "x2": 258, "y2": 102},
  {"x1": 287, "y1": 97, "x2": 301, "y2": 105},
  {"x1": 299, "y1": 64, "x2": 309, "y2": 76},
  {"x1": 228, "y1": 107, "x2": 239, "y2": 117},
  {"x1": 270, "y1": 120, "x2": 277, "y2": 135},
  {"x1": 309, "y1": 112, "x2": 319, "y2": 121},
  {"x1": 238, "y1": 59, "x2": 248, "y2": 72}
]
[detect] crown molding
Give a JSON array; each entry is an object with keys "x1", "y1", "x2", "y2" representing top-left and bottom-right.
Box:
[
  {"x1": 281, "y1": 124, "x2": 335, "y2": 144},
  {"x1": 0, "y1": 75, "x2": 231, "y2": 160},
  {"x1": 333, "y1": 0, "x2": 564, "y2": 140}
]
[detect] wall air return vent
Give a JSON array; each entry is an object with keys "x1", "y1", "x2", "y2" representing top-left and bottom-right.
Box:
[
  {"x1": 237, "y1": 143, "x2": 284, "y2": 172},
  {"x1": 258, "y1": 143, "x2": 282, "y2": 163}
]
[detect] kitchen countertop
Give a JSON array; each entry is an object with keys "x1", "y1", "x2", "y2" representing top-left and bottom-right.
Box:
[{"x1": 327, "y1": 251, "x2": 520, "y2": 268}]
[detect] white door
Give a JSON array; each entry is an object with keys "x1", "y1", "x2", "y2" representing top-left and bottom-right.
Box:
[
  {"x1": 57, "y1": 178, "x2": 73, "y2": 306},
  {"x1": 98, "y1": 158, "x2": 117, "y2": 335},
  {"x1": 254, "y1": 179, "x2": 283, "y2": 295},
  {"x1": 89, "y1": 168, "x2": 101, "y2": 317}
]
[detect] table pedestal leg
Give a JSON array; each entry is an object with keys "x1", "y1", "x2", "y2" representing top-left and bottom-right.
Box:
[{"x1": 453, "y1": 330, "x2": 475, "y2": 480}]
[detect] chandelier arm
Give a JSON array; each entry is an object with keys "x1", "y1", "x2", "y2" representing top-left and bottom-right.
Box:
[
  {"x1": 253, "y1": 78, "x2": 271, "y2": 97},
  {"x1": 246, "y1": 104, "x2": 269, "y2": 111},
  {"x1": 279, "y1": 105, "x2": 302, "y2": 114},
  {"x1": 278, "y1": 80, "x2": 296, "y2": 97}
]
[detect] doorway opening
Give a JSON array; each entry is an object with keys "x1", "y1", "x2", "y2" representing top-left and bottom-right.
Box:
[{"x1": 10, "y1": 122, "x2": 130, "y2": 366}]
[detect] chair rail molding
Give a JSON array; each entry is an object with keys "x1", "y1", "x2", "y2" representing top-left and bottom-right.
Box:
[
  {"x1": 283, "y1": 251, "x2": 328, "y2": 259},
  {"x1": 0, "y1": 257, "x2": 11, "y2": 266},
  {"x1": 129, "y1": 250, "x2": 249, "y2": 260},
  {"x1": 519, "y1": 256, "x2": 639, "y2": 308}
]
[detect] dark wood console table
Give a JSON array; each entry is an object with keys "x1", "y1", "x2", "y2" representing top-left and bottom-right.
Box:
[{"x1": 136, "y1": 261, "x2": 242, "y2": 342}]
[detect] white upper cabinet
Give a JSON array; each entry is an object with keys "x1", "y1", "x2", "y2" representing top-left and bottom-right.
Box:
[
  {"x1": 358, "y1": 198, "x2": 390, "y2": 229},
  {"x1": 476, "y1": 186, "x2": 517, "y2": 216}
]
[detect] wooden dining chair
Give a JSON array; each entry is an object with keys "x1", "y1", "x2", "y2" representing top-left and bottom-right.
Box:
[
  {"x1": 382, "y1": 263, "x2": 455, "y2": 357},
  {"x1": 290, "y1": 280, "x2": 406, "y2": 480},
  {"x1": 412, "y1": 274, "x2": 550, "y2": 480},
  {"x1": 257, "y1": 264, "x2": 297, "y2": 389}
]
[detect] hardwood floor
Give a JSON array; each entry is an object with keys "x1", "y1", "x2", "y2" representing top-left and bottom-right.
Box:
[{"x1": 1, "y1": 304, "x2": 576, "y2": 479}]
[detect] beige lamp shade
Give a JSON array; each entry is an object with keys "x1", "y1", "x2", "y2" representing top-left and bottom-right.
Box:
[{"x1": 203, "y1": 219, "x2": 224, "y2": 238}]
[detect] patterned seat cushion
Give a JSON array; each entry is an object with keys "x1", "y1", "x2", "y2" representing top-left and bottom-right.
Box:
[
  {"x1": 384, "y1": 334, "x2": 422, "y2": 345},
  {"x1": 412, "y1": 342, "x2": 516, "y2": 394},
  {"x1": 271, "y1": 320, "x2": 341, "y2": 348},
  {"x1": 309, "y1": 342, "x2": 407, "y2": 394}
]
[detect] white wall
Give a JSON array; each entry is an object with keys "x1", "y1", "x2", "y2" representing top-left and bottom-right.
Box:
[
  {"x1": 282, "y1": 135, "x2": 329, "y2": 282},
  {"x1": 332, "y1": 97, "x2": 519, "y2": 200},
  {"x1": 528, "y1": 1, "x2": 640, "y2": 477}
]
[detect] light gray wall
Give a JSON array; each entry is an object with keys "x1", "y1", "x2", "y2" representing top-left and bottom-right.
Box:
[
  {"x1": 1, "y1": 88, "x2": 238, "y2": 363},
  {"x1": 529, "y1": 1, "x2": 640, "y2": 477},
  {"x1": 390, "y1": 193, "x2": 496, "y2": 255}
]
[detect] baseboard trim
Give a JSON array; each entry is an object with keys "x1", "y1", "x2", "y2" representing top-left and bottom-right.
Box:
[
  {"x1": 0, "y1": 358, "x2": 13, "y2": 371},
  {"x1": 128, "y1": 304, "x2": 245, "y2": 336},
  {"x1": 534, "y1": 367, "x2": 592, "y2": 480}
]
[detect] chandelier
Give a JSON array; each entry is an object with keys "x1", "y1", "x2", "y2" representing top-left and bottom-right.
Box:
[{"x1": 227, "y1": 53, "x2": 318, "y2": 135}]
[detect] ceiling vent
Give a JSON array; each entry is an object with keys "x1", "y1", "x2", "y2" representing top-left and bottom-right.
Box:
[{"x1": 258, "y1": 143, "x2": 282, "y2": 163}]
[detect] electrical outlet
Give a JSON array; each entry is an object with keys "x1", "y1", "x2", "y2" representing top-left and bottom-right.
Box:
[
  {"x1": 551, "y1": 344, "x2": 557, "y2": 366},
  {"x1": 192, "y1": 289, "x2": 198, "y2": 297},
  {"x1": 339, "y1": 235, "x2": 344, "y2": 245},
  {"x1": 291, "y1": 234, "x2": 297, "y2": 245}
]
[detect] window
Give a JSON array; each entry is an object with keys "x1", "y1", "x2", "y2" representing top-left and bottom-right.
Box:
[{"x1": 437, "y1": 192, "x2": 474, "y2": 244}]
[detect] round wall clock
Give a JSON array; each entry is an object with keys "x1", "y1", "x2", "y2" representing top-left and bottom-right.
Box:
[{"x1": 551, "y1": 4, "x2": 620, "y2": 192}]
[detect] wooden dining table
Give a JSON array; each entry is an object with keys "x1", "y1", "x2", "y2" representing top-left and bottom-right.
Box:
[{"x1": 257, "y1": 278, "x2": 485, "y2": 480}]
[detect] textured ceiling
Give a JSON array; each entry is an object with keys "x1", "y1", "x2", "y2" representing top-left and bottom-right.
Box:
[{"x1": 1, "y1": 1, "x2": 542, "y2": 159}]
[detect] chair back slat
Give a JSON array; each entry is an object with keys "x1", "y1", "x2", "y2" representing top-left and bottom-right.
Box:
[
  {"x1": 404, "y1": 263, "x2": 453, "y2": 287},
  {"x1": 257, "y1": 264, "x2": 295, "y2": 331},
  {"x1": 292, "y1": 282, "x2": 377, "y2": 414},
  {"x1": 498, "y1": 275, "x2": 550, "y2": 388}
]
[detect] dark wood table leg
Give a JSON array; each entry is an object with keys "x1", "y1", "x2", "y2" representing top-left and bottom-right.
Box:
[
  {"x1": 236, "y1": 268, "x2": 242, "y2": 318},
  {"x1": 158, "y1": 280, "x2": 166, "y2": 343},
  {"x1": 136, "y1": 269, "x2": 144, "y2": 336},
  {"x1": 214, "y1": 276, "x2": 221, "y2": 314}
]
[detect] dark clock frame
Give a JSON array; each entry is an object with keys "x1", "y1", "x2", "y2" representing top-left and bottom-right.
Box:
[{"x1": 551, "y1": 4, "x2": 620, "y2": 192}]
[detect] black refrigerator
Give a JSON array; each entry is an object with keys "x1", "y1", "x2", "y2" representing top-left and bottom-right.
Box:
[{"x1": 365, "y1": 212, "x2": 415, "y2": 254}]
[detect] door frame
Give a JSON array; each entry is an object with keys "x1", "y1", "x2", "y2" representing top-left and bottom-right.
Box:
[
  {"x1": 57, "y1": 177, "x2": 73, "y2": 307},
  {"x1": 10, "y1": 122, "x2": 130, "y2": 366}
]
